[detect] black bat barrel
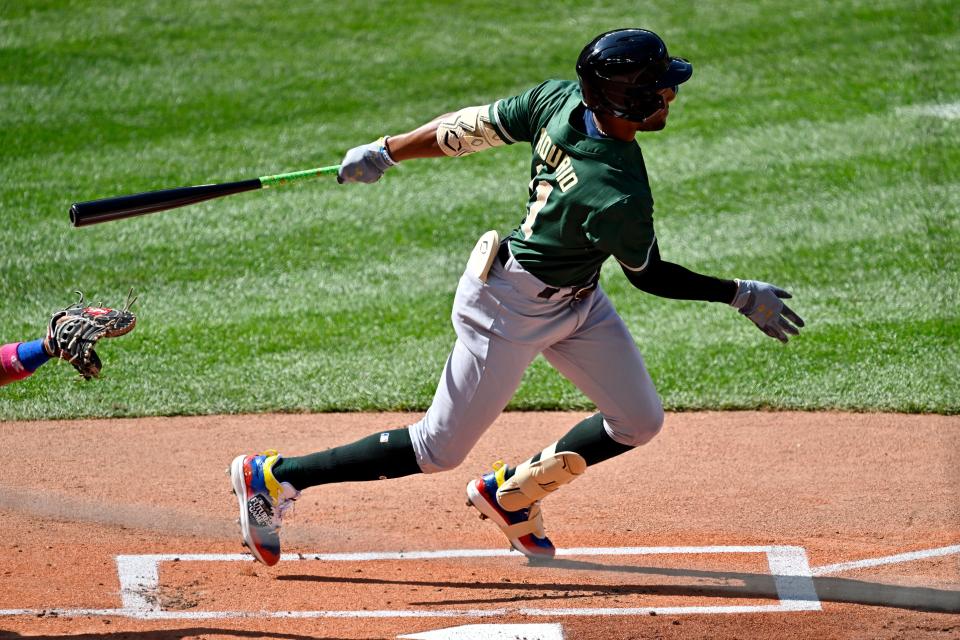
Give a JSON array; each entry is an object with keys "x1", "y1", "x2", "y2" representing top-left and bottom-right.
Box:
[{"x1": 70, "y1": 179, "x2": 262, "y2": 227}]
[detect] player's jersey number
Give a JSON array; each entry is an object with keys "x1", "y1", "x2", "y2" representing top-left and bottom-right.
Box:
[{"x1": 522, "y1": 179, "x2": 553, "y2": 239}]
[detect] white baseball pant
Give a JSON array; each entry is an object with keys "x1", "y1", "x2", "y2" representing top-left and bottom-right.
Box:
[{"x1": 408, "y1": 243, "x2": 663, "y2": 473}]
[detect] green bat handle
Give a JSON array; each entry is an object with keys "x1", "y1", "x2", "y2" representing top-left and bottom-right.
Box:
[{"x1": 259, "y1": 164, "x2": 341, "y2": 188}]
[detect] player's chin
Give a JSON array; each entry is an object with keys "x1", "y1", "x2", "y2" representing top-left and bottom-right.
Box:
[{"x1": 637, "y1": 113, "x2": 669, "y2": 132}]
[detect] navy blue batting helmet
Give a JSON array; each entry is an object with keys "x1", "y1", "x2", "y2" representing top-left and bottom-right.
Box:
[{"x1": 576, "y1": 29, "x2": 693, "y2": 122}]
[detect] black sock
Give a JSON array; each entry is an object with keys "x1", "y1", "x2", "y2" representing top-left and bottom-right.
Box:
[
  {"x1": 504, "y1": 413, "x2": 634, "y2": 480},
  {"x1": 556, "y1": 413, "x2": 635, "y2": 465},
  {"x1": 272, "y1": 428, "x2": 421, "y2": 490}
]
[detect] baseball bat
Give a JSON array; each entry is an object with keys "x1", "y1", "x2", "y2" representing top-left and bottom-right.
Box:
[{"x1": 70, "y1": 164, "x2": 341, "y2": 227}]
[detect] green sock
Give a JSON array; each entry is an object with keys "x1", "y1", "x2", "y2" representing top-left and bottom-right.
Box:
[
  {"x1": 272, "y1": 428, "x2": 421, "y2": 490},
  {"x1": 504, "y1": 413, "x2": 633, "y2": 480}
]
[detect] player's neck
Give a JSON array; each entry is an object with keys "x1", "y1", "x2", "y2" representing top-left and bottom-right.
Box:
[{"x1": 593, "y1": 112, "x2": 639, "y2": 142}]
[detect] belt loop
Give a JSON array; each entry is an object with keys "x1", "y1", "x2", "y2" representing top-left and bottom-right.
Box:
[{"x1": 571, "y1": 283, "x2": 596, "y2": 302}]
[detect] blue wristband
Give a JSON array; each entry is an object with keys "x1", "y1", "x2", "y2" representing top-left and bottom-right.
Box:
[
  {"x1": 379, "y1": 136, "x2": 397, "y2": 166},
  {"x1": 17, "y1": 339, "x2": 51, "y2": 372}
]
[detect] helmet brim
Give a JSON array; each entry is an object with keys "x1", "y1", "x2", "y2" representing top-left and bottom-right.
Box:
[{"x1": 656, "y1": 58, "x2": 693, "y2": 89}]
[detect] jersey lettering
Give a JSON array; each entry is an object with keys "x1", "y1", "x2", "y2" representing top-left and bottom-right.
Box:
[
  {"x1": 534, "y1": 129, "x2": 579, "y2": 193},
  {"x1": 555, "y1": 156, "x2": 578, "y2": 192}
]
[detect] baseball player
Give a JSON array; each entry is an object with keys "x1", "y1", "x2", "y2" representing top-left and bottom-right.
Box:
[
  {"x1": 231, "y1": 28, "x2": 804, "y2": 566},
  {"x1": 0, "y1": 292, "x2": 137, "y2": 386}
]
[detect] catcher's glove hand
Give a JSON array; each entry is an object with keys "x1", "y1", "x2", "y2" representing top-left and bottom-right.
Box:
[{"x1": 45, "y1": 290, "x2": 138, "y2": 379}]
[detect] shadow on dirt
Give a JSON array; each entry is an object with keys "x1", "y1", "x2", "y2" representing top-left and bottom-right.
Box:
[{"x1": 279, "y1": 558, "x2": 960, "y2": 614}]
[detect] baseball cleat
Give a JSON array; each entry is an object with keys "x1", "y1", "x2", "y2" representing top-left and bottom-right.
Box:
[
  {"x1": 466, "y1": 462, "x2": 555, "y2": 559},
  {"x1": 230, "y1": 450, "x2": 300, "y2": 566}
]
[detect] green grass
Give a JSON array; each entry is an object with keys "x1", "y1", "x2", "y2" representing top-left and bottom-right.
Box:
[{"x1": 1, "y1": 0, "x2": 957, "y2": 418}]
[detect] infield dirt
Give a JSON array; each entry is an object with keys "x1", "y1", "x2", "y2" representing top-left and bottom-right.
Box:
[{"x1": 0, "y1": 411, "x2": 957, "y2": 639}]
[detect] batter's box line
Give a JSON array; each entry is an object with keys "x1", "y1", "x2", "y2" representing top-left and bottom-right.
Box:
[{"x1": 103, "y1": 545, "x2": 821, "y2": 620}]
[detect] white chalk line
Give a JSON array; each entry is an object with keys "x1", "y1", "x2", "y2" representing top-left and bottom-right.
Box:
[
  {"x1": 1, "y1": 545, "x2": 819, "y2": 619},
  {"x1": 4, "y1": 543, "x2": 957, "y2": 620},
  {"x1": 810, "y1": 544, "x2": 960, "y2": 577},
  {"x1": 0, "y1": 605, "x2": 810, "y2": 620}
]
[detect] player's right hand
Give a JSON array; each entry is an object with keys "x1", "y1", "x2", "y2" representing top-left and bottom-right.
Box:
[
  {"x1": 730, "y1": 279, "x2": 805, "y2": 343},
  {"x1": 337, "y1": 137, "x2": 397, "y2": 184}
]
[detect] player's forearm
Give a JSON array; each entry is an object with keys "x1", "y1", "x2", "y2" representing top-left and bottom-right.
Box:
[
  {"x1": 390, "y1": 105, "x2": 507, "y2": 160},
  {"x1": 625, "y1": 260, "x2": 737, "y2": 303},
  {"x1": 384, "y1": 115, "x2": 452, "y2": 162},
  {"x1": 339, "y1": 106, "x2": 507, "y2": 183}
]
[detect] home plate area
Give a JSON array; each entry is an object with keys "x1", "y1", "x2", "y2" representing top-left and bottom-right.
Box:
[
  {"x1": 1, "y1": 542, "x2": 958, "y2": 639},
  {"x1": 118, "y1": 545, "x2": 817, "y2": 619}
]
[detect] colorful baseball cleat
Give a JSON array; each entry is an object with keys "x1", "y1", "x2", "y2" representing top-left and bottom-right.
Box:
[
  {"x1": 466, "y1": 461, "x2": 556, "y2": 558},
  {"x1": 230, "y1": 450, "x2": 300, "y2": 566}
]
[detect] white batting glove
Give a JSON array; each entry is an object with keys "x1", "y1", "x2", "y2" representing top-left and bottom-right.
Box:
[
  {"x1": 337, "y1": 137, "x2": 397, "y2": 184},
  {"x1": 731, "y1": 279, "x2": 805, "y2": 343}
]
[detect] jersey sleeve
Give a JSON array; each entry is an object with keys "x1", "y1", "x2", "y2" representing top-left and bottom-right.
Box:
[
  {"x1": 488, "y1": 80, "x2": 571, "y2": 144},
  {"x1": 622, "y1": 242, "x2": 737, "y2": 302},
  {"x1": 582, "y1": 197, "x2": 657, "y2": 272}
]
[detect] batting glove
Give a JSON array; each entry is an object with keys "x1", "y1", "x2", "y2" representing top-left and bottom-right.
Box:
[
  {"x1": 730, "y1": 279, "x2": 805, "y2": 343},
  {"x1": 337, "y1": 137, "x2": 397, "y2": 184}
]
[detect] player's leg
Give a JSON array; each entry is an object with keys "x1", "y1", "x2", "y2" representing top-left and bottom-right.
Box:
[
  {"x1": 267, "y1": 332, "x2": 537, "y2": 492},
  {"x1": 452, "y1": 325, "x2": 573, "y2": 558},
  {"x1": 542, "y1": 296, "x2": 663, "y2": 452},
  {"x1": 268, "y1": 256, "x2": 540, "y2": 488},
  {"x1": 230, "y1": 429, "x2": 424, "y2": 566},
  {"x1": 407, "y1": 336, "x2": 538, "y2": 472},
  {"x1": 231, "y1": 264, "x2": 540, "y2": 565},
  {"x1": 490, "y1": 290, "x2": 663, "y2": 528},
  {"x1": 231, "y1": 425, "x2": 424, "y2": 563},
  {"x1": 268, "y1": 428, "x2": 420, "y2": 487},
  {"x1": 231, "y1": 333, "x2": 537, "y2": 566}
]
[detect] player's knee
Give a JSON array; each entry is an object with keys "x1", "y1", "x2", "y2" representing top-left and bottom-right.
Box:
[
  {"x1": 631, "y1": 403, "x2": 665, "y2": 445},
  {"x1": 408, "y1": 418, "x2": 473, "y2": 474},
  {"x1": 411, "y1": 444, "x2": 469, "y2": 474},
  {"x1": 606, "y1": 403, "x2": 664, "y2": 447},
  {"x1": 423, "y1": 447, "x2": 471, "y2": 473}
]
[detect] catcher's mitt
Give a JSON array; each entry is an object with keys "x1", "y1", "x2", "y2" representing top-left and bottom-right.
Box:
[{"x1": 46, "y1": 290, "x2": 138, "y2": 379}]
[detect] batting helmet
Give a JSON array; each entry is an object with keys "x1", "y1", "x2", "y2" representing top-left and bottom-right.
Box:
[{"x1": 576, "y1": 29, "x2": 693, "y2": 122}]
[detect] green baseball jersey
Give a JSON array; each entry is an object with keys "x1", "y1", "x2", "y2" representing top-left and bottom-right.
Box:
[{"x1": 488, "y1": 80, "x2": 657, "y2": 287}]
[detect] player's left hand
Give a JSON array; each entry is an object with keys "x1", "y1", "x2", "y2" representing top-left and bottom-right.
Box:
[
  {"x1": 730, "y1": 279, "x2": 805, "y2": 343},
  {"x1": 337, "y1": 137, "x2": 397, "y2": 184}
]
